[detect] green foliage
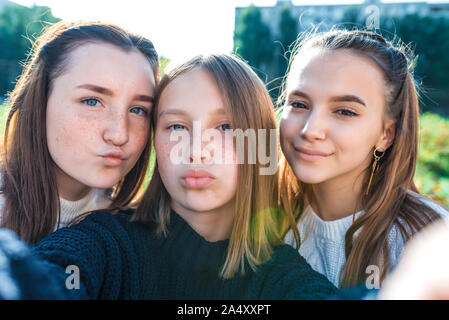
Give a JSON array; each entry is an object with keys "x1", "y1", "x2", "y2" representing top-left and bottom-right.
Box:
[
  {"x1": 277, "y1": 6, "x2": 298, "y2": 73},
  {"x1": 415, "y1": 113, "x2": 449, "y2": 206},
  {"x1": 0, "y1": 3, "x2": 60, "y2": 97},
  {"x1": 159, "y1": 56, "x2": 171, "y2": 78},
  {"x1": 233, "y1": 5, "x2": 273, "y2": 79},
  {"x1": 234, "y1": 5, "x2": 449, "y2": 116},
  {"x1": 381, "y1": 14, "x2": 449, "y2": 115}
]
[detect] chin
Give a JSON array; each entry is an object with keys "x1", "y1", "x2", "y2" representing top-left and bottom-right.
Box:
[
  {"x1": 293, "y1": 169, "x2": 326, "y2": 185},
  {"x1": 182, "y1": 199, "x2": 228, "y2": 213},
  {"x1": 83, "y1": 176, "x2": 122, "y2": 189}
]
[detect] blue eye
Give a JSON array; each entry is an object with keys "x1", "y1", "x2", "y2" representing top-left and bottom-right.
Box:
[
  {"x1": 82, "y1": 98, "x2": 101, "y2": 107},
  {"x1": 169, "y1": 124, "x2": 186, "y2": 131},
  {"x1": 218, "y1": 123, "x2": 231, "y2": 131},
  {"x1": 130, "y1": 106, "x2": 148, "y2": 116},
  {"x1": 336, "y1": 109, "x2": 358, "y2": 117}
]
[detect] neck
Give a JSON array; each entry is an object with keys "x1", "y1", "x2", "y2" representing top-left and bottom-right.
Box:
[
  {"x1": 54, "y1": 166, "x2": 91, "y2": 201},
  {"x1": 171, "y1": 200, "x2": 235, "y2": 242},
  {"x1": 309, "y1": 170, "x2": 365, "y2": 221}
]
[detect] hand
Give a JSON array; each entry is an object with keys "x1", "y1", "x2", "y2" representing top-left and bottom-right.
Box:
[{"x1": 379, "y1": 219, "x2": 449, "y2": 300}]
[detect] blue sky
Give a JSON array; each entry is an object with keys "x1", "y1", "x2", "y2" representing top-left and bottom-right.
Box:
[{"x1": 11, "y1": 0, "x2": 448, "y2": 63}]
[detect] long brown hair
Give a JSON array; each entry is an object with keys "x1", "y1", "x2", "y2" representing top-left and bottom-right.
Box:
[
  {"x1": 133, "y1": 53, "x2": 295, "y2": 279},
  {"x1": 278, "y1": 29, "x2": 448, "y2": 287},
  {"x1": 1, "y1": 21, "x2": 159, "y2": 244}
]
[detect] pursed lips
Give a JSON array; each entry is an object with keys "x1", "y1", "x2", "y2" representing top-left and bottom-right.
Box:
[
  {"x1": 101, "y1": 149, "x2": 127, "y2": 166},
  {"x1": 181, "y1": 168, "x2": 215, "y2": 189}
]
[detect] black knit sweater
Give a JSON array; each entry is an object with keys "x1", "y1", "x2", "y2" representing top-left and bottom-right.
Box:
[{"x1": 3, "y1": 210, "x2": 338, "y2": 299}]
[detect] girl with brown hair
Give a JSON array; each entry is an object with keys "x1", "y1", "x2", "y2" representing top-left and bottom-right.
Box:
[
  {"x1": 0, "y1": 20, "x2": 159, "y2": 244},
  {"x1": 0, "y1": 53, "x2": 336, "y2": 299},
  {"x1": 279, "y1": 29, "x2": 449, "y2": 288}
]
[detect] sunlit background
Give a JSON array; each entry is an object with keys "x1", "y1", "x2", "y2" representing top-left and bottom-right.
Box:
[
  {"x1": 1, "y1": 0, "x2": 448, "y2": 206},
  {"x1": 6, "y1": 0, "x2": 449, "y2": 62}
]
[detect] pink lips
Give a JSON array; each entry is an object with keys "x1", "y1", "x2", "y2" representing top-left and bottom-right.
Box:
[
  {"x1": 101, "y1": 150, "x2": 127, "y2": 166},
  {"x1": 181, "y1": 168, "x2": 215, "y2": 189},
  {"x1": 294, "y1": 146, "x2": 331, "y2": 162}
]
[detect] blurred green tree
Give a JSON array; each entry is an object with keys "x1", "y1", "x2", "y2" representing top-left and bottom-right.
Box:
[
  {"x1": 233, "y1": 5, "x2": 273, "y2": 81},
  {"x1": 0, "y1": 3, "x2": 59, "y2": 99},
  {"x1": 277, "y1": 5, "x2": 298, "y2": 75},
  {"x1": 383, "y1": 14, "x2": 449, "y2": 115},
  {"x1": 269, "y1": 5, "x2": 298, "y2": 99}
]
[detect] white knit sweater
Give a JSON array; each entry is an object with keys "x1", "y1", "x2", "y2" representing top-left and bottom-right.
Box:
[
  {"x1": 56, "y1": 188, "x2": 112, "y2": 229},
  {"x1": 0, "y1": 188, "x2": 111, "y2": 230},
  {"x1": 284, "y1": 197, "x2": 449, "y2": 287}
]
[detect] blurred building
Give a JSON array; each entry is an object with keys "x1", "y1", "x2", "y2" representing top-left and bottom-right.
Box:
[{"x1": 236, "y1": 0, "x2": 449, "y2": 37}]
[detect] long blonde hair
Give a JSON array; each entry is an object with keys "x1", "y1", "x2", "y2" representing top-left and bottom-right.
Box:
[
  {"x1": 133, "y1": 54, "x2": 296, "y2": 279},
  {"x1": 278, "y1": 29, "x2": 447, "y2": 287}
]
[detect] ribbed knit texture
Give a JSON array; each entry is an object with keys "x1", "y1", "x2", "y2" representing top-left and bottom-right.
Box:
[
  {"x1": 29, "y1": 209, "x2": 338, "y2": 299},
  {"x1": 285, "y1": 198, "x2": 449, "y2": 287},
  {"x1": 57, "y1": 189, "x2": 111, "y2": 229},
  {"x1": 0, "y1": 188, "x2": 111, "y2": 230}
]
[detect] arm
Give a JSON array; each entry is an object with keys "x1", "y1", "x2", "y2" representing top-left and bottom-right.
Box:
[
  {"x1": 0, "y1": 228, "x2": 85, "y2": 299},
  {"x1": 32, "y1": 211, "x2": 133, "y2": 299},
  {"x1": 0, "y1": 211, "x2": 130, "y2": 299},
  {"x1": 379, "y1": 219, "x2": 449, "y2": 300}
]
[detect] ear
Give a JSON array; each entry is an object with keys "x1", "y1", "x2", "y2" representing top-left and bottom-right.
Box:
[{"x1": 376, "y1": 118, "x2": 396, "y2": 151}]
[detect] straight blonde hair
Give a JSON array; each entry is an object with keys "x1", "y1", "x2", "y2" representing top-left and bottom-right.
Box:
[{"x1": 133, "y1": 54, "x2": 296, "y2": 279}]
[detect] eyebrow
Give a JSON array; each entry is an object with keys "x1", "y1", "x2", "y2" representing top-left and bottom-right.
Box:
[
  {"x1": 134, "y1": 94, "x2": 154, "y2": 103},
  {"x1": 288, "y1": 90, "x2": 366, "y2": 107},
  {"x1": 330, "y1": 95, "x2": 366, "y2": 107},
  {"x1": 288, "y1": 90, "x2": 311, "y2": 101},
  {"x1": 159, "y1": 107, "x2": 226, "y2": 118},
  {"x1": 76, "y1": 84, "x2": 153, "y2": 103},
  {"x1": 77, "y1": 84, "x2": 113, "y2": 96}
]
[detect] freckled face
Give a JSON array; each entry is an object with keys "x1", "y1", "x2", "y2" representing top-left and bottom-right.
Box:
[
  {"x1": 46, "y1": 42, "x2": 155, "y2": 192},
  {"x1": 155, "y1": 68, "x2": 238, "y2": 214},
  {"x1": 280, "y1": 48, "x2": 388, "y2": 186}
]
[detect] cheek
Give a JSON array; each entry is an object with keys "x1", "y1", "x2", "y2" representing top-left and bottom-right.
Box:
[
  {"x1": 154, "y1": 131, "x2": 179, "y2": 183},
  {"x1": 331, "y1": 119, "x2": 380, "y2": 156},
  {"x1": 280, "y1": 114, "x2": 304, "y2": 143},
  {"x1": 280, "y1": 116, "x2": 301, "y2": 160},
  {"x1": 128, "y1": 123, "x2": 150, "y2": 157},
  {"x1": 47, "y1": 110, "x2": 92, "y2": 158}
]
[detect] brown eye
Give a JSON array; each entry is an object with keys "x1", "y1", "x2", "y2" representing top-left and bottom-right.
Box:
[
  {"x1": 289, "y1": 101, "x2": 308, "y2": 109},
  {"x1": 336, "y1": 109, "x2": 358, "y2": 117}
]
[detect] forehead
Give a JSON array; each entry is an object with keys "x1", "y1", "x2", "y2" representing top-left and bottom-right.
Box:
[
  {"x1": 58, "y1": 42, "x2": 155, "y2": 89},
  {"x1": 287, "y1": 48, "x2": 385, "y2": 101},
  {"x1": 157, "y1": 68, "x2": 226, "y2": 115}
]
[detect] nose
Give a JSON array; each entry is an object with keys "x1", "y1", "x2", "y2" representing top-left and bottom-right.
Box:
[
  {"x1": 103, "y1": 110, "x2": 129, "y2": 147},
  {"x1": 188, "y1": 136, "x2": 209, "y2": 164},
  {"x1": 300, "y1": 108, "x2": 326, "y2": 142}
]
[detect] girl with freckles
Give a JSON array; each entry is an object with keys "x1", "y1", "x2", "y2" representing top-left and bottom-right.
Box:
[
  {"x1": 279, "y1": 29, "x2": 449, "y2": 288},
  {"x1": 0, "y1": 21, "x2": 158, "y2": 244},
  {"x1": 0, "y1": 54, "x2": 338, "y2": 299}
]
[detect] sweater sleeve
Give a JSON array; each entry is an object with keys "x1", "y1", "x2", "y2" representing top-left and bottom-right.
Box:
[
  {"x1": 31, "y1": 211, "x2": 136, "y2": 299},
  {"x1": 0, "y1": 228, "x2": 85, "y2": 299},
  {"x1": 245, "y1": 244, "x2": 339, "y2": 299}
]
